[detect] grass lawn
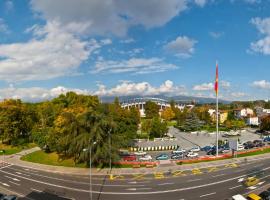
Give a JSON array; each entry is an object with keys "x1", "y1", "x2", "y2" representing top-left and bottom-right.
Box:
[
  {"x1": 167, "y1": 120, "x2": 177, "y2": 127},
  {"x1": 21, "y1": 150, "x2": 86, "y2": 168},
  {"x1": 0, "y1": 143, "x2": 37, "y2": 155}
]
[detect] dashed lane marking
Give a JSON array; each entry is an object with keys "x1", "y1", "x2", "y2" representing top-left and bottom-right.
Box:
[
  {"x1": 158, "y1": 182, "x2": 174, "y2": 186},
  {"x1": 31, "y1": 188, "x2": 42, "y2": 193},
  {"x1": 9, "y1": 181, "x2": 20, "y2": 186},
  {"x1": 2, "y1": 183, "x2": 9, "y2": 187},
  {"x1": 199, "y1": 192, "x2": 216, "y2": 198},
  {"x1": 4, "y1": 176, "x2": 20, "y2": 181},
  {"x1": 229, "y1": 185, "x2": 242, "y2": 190},
  {"x1": 238, "y1": 178, "x2": 245, "y2": 182},
  {"x1": 154, "y1": 172, "x2": 165, "y2": 179},
  {"x1": 247, "y1": 186, "x2": 257, "y2": 190}
]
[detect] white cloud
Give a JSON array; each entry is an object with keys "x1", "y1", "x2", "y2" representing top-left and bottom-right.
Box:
[
  {"x1": 220, "y1": 80, "x2": 231, "y2": 89},
  {"x1": 209, "y1": 31, "x2": 224, "y2": 39},
  {"x1": 230, "y1": 92, "x2": 246, "y2": 98},
  {"x1": 91, "y1": 57, "x2": 178, "y2": 74},
  {"x1": 0, "y1": 18, "x2": 9, "y2": 34},
  {"x1": 31, "y1": 0, "x2": 188, "y2": 37},
  {"x1": 250, "y1": 17, "x2": 270, "y2": 55},
  {"x1": 5, "y1": 0, "x2": 14, "y2": 12},
  {"x1": 0, "y1": 21, "x2": 102, "y2": 82},
  {"x1": 0, "y1": 85, "x2": 90, "y2": 102},
  {"x1": 194, "y1": 0, "x2": 207, "y2": 7},
  {"x1": 193, "y1": 83, "x2": 214, "y2": 91},
  {"x1": 252, "y1": 80, "x2": 270, "y2": 89},
  {"x1": 243, "y1": 0, "x2": 261, "y2": 4},
  {"x1": 164, "y1": 36, "x2": 197, "y2": 58},
  {"x1": 101, "y1": 38, "x2": 112, "y2": 45},
  {"x1": 94, "y1": 80, "x2": 186, "y2": 96}
]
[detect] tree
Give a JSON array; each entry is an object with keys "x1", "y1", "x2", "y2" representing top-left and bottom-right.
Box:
[
  {"x1": 225, "y1": 119, "x2": 245, "y2": 130},
  {"x1": 178, "y1": 112, "x2": 204, "y2": 132},
  {"x1": 161, "y1": 107, "x2": 175, "y2": 121},
  {"x1": 144, "y1": 101, "x2": 160, "y2": 118},
  {"x1": 141, "y1": 119, "x2": 152, "y2": 134},
  {"x1": 149, "y1": 117, "x2": 168, "y2": 138},
  {"x1": 260, "y1": 115, "x2": 270, "y2": 131}
]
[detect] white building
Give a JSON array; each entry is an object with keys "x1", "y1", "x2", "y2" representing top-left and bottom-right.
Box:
[
  {"x1": 234, "y1": 108, "x2": 254, "y2": 118},
  {"x1": 255, "y1": 107, "x2": 270, "y2": 117},
  {"x1": 245, "y1": 116, "x2": 259, "y2": 126},
  {"x1": 208, "y1": 109, "x2": 216, "y2": 116}
]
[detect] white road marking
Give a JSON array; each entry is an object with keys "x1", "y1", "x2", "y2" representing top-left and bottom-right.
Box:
[
  {"x1": 187, "y1": 179, "x2": 201, "y2": 182},
  {"x1": 126, "y1": 188, "x2": 151, "y2": 191},
  {"x1": 212, "y1": 174, "x2": 225, "y2": 177},
  {"x1": 0, "y1": 164, "x2": 11, "y2": 170},
  {"x1": 248, "y1": 186, "x2": 257, "y2": 190},
  {"x1": 2, "y1": 183, "x2": 9, "y2": 187},
  {"x1": 238, "y1": 178, "x2": 244, "y2": 182},
  {"x1": 24, "y1": 168, "x2": 38, "y2": 173},
  {"x1": 158, "y1": 182, "x2": 174, "y2": 186},
  {"x1": 229, "y1": 185, "x2": 242, "y2": 190},
  {"x1": 257, "y1": 181, "x2": 265, "y2": 185},
  {"x1": 200, "y1": 192, "x2": 216, "y2": 198},
  {"x1": 31, "y1": 188, "x2": 42, "y2": 193},
  {"x1": 2, "y1": 164, "x2": 270, "y2": 195},
  {"x1": 15, "y1": 172, "x2": 30, "y2": 177},
  {"x1": 5, "y1": 176, "x2": 20, "y2": 181},
  {"x1": 9, "y1": 181, "x2": 20, "y2": 186}
]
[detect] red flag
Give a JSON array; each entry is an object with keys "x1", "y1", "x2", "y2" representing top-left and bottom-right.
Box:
[{"x1": 215, "y1": 62, "x2": 218, "y2": 96}]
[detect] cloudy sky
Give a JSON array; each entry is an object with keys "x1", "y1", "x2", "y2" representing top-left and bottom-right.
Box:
[{"x1": 0, "y1": 0, "x2": 270, "y2": 101}]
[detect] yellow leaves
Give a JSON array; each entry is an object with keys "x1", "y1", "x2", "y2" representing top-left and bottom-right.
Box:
[{"x1": 161, "y1": 107, "x2": 175, "y2": 121}]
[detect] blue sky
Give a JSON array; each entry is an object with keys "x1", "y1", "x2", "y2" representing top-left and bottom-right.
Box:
[{"x1": 0, "y1": 0, "x2": 270, "y2": 101}]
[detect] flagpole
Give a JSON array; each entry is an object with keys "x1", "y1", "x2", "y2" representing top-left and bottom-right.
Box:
[{"x1": 216, "y1": 61, "x2": 219, "y2": 157}]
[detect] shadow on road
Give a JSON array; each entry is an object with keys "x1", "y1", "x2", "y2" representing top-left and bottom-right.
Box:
[{"x1": 17, "y1": 189, "x2": 71, "y2": 200}]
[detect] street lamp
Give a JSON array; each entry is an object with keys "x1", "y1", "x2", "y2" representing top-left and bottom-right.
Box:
[{"x1": 83, "y1": 141, "x2": 96, "y2": 200}]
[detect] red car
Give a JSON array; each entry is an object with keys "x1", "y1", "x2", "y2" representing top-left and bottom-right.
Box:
[{"x1": 123, "y1": 155, "x2": 136, "y2": 161}]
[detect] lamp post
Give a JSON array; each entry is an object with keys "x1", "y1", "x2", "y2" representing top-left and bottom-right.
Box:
[
  {"x1": 83, "y1": 141, "x2": 96, "y2": 200},
  {"x1": 109, "y1": 128, "x2": 112, "y2": 173}
]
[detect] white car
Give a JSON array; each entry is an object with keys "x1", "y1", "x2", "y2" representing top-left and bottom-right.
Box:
[
  {"x1": 189, "y1": 146, "x2": 200, "y2": 152},
  {"x1": 139, "y1": 155, "x2": 152, "y2": 161},
  {"x1": 186, "y1": 152, "x2": 199, "y2": 158},
  {"x1": 237, "y1": 145, "x2": 245, "y2": 151},
  {"x1": 134, "y1": 151, "x2": 147, "y2": 156},
  {"x1": 172, "y1": 148, "x2": 186, "y2": 154}
]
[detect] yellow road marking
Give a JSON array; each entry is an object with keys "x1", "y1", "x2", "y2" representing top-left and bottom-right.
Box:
[
  {"x1": 109, "y1": 174, "x2": 125, "y2": 180},
  {"x1": 154, "y1": 172, "x2": 165, "y2": 179},
  {"x1": 172, "y1": 170, "x2": 185, "y2": 177},
  {"x1": 225, "y1": 163, "x2": 238, "y2": 168},
  {"x1": 192, "y1": 168, "x2": 203, "y2": 175},
  {"x1": 208, "y1": 167, "x2": 218, "y2": 172},
  {"x1": 132, "y1": 174, "x2": 145, "y2": 180}
]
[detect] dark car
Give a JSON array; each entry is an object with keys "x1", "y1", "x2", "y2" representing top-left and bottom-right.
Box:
[
  {"x1": 2, "y1": 195, "x2": 17, "y2": 200},
  {"x1": 201, "y1": 146, "x2": 212, "y2": 152},
  {"x1": 0, "y1": 193, "x2": 5, "y2": 199},
  {"x1": 244, "y1": 141, "x2": 255, "y2": 149},
  {"x1": 259, "y1": 191, "x2": 270, "y2": 200}
]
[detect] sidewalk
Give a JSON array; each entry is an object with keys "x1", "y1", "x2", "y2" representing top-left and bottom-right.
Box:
[{"x1": 3, "y1": 147, "x2": 270, "y2": 176}]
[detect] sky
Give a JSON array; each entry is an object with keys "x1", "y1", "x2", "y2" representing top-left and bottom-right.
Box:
[{"x1": 0, "y1": 0, "x2": 270, "y2": 102}]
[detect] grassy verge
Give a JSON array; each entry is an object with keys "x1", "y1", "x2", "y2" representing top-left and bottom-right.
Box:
[
  {"x1": 21, "y1": 150, "x2": 86, "y2": 168},
  {"x1": 0, "y1": 143, "x2": 37, "y2": 155}
]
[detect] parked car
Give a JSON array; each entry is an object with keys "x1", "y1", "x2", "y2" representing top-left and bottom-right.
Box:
[
  {"x1": 2, "y1": 196, "x2": 17, "y2": 200},
  {"x1": 253, "y1": 140, "x2": 265, "y2": 147},
  {"x1": 259, "y1": 190, "x2": 270, "y2": 200},
  {"x1": 189, "y1": 146, "x2": 200, "y2": 152},
  {"x1": 221, "y1": 147, "x2": 230, "y2": 153},
  {"x1": 171, "y1": 154, "x2": 183, "y2": 160},
  {"x1": 237, "y1": 144, "x2": 245, "y2": 151},
  {"x1": 201, "y1": 146, "x2": 212, "y2": 152},
  {"x1": 156, "y1": 154, "x2": 169, "y2": 160},
  {"x1": 123, "y1": 155, "x2": 136, "y2": 161},
  {"x1": 139, "y1": 155, "x2": 152, "y2": 161},
  {"x1": 0, "y1": 193, "x2": 5, "y2": 199},
  {"x1": 263, "y1": 137, "x2": 270, "y2": 142},
  {"x1": 134, "y1": 151, "x2": 147, "y2": 156},
  {"x1": 244, "y1": 141, "x2": 255, "y2": 149},
  {"x1": 186, "y1": 152, "x2": 198, "y2": 158},
  {"x1": 172, "y1": 148, "x2": 186, "y2": 154}
]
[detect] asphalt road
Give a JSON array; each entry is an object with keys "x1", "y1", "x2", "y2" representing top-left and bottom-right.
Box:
[{"x1": 0, "y1": 157, "x2": 270, "y2": 200}]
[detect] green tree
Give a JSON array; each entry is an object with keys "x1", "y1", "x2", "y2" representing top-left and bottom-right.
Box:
[
  {"x1": 144, "y1": 101, "x2": 160, "y2": 118},
  {"x1": 260, "y1": 115, "x2": 270, "y2": 131},
  {"x1": 149, "y1": 117, "x2": 168, "y2": 138},
  {"x1": 178, "y1": 112, "x2": 204, "y2": 132}
]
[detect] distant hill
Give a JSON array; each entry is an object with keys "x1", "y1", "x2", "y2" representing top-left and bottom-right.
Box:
[{"x1": 100, "y1": 95, "x2": 231, "y2": 104}]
